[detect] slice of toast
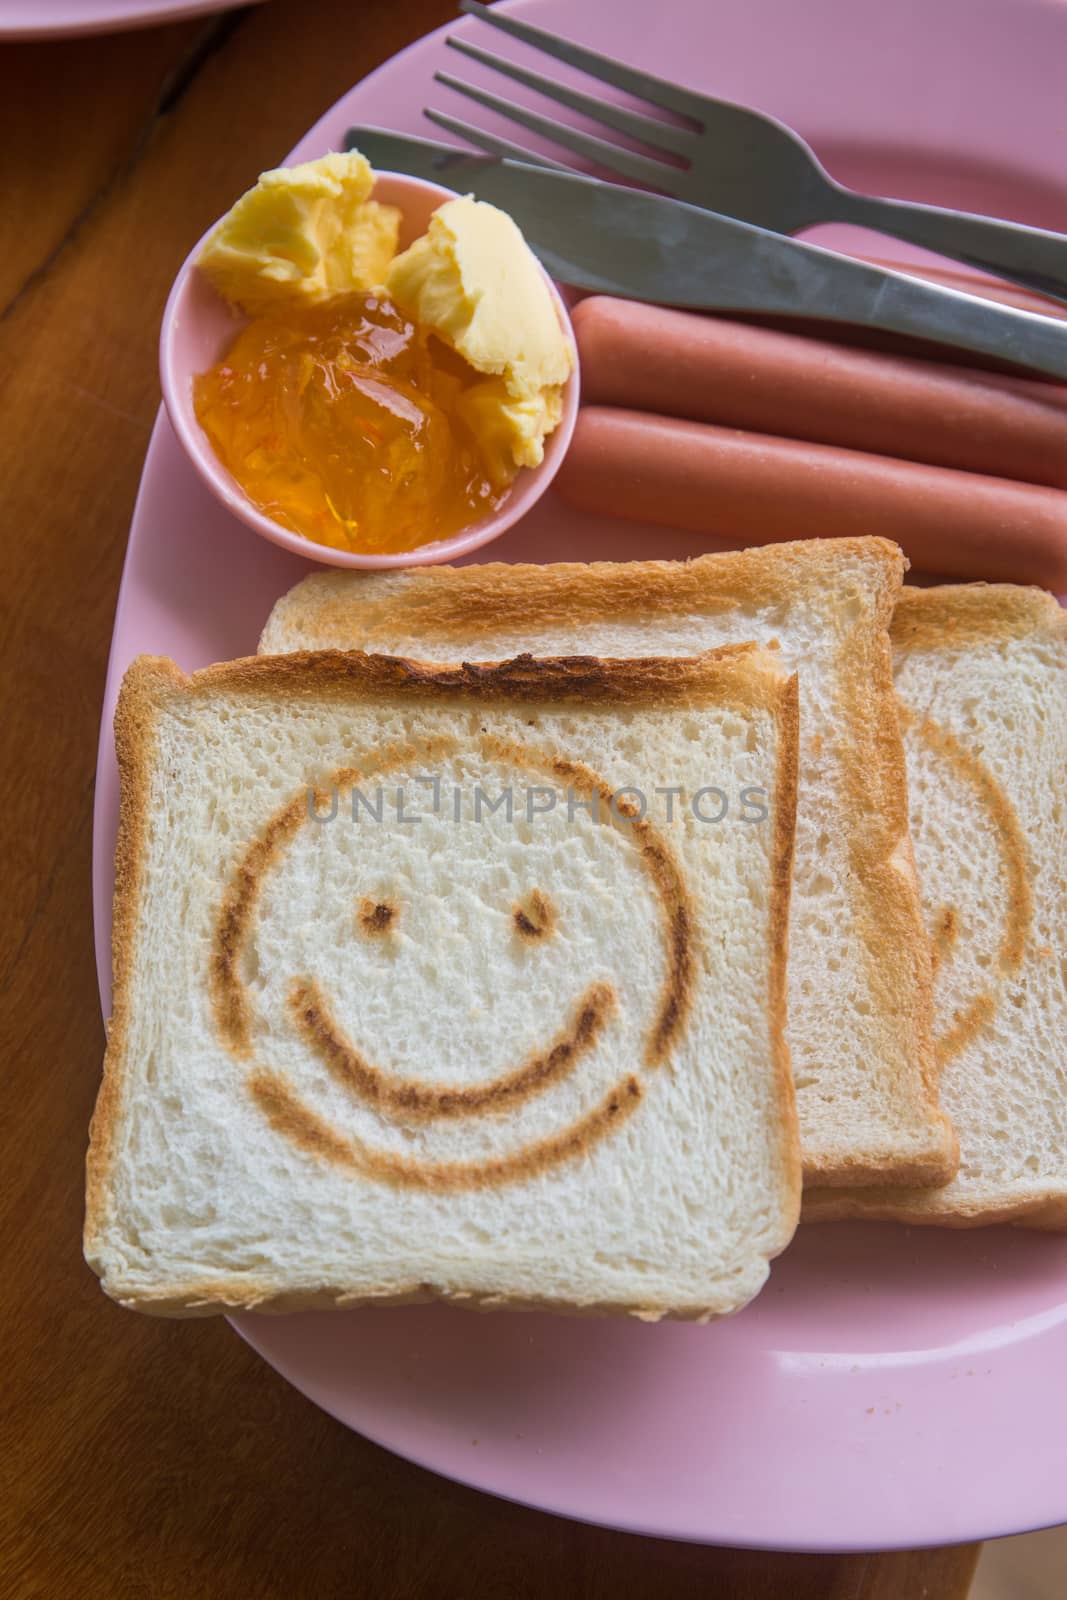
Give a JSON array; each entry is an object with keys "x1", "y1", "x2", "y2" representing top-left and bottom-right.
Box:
[
  {"x1": 807, "y1": 584, "x2": 1067, "y2": 1227},
  {"x1": 86, "y1": 646, "x2": 801, "y2": 1319},
  {"x1": 258, "y1": 538, "x2": 956, "y2": 1188}
]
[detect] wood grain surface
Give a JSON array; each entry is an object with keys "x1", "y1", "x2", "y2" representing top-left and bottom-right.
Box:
[{"x1": 0, "y1": 3, "x2": 980, "y2": 1595}]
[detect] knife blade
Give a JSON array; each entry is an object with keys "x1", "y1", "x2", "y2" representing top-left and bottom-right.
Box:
[{"x1": 346, "y1": 126, "x2": 1067, "y2": 383}]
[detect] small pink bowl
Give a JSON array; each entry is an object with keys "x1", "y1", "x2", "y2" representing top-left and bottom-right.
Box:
[{"x1": 159, "y1": 171, "x2": 579, "y2": 569}]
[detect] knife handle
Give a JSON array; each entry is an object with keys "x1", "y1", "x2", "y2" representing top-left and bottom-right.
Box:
[{"x1": 837, "y1": 189, "x2": 1067, "y2": 308}]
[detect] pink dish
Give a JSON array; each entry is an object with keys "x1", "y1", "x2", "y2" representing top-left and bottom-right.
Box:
[
  {"x1": 0, "y1": 0, "x2": 260, "y2": 38},
  {"x1": 94, "y1": 0, "x2": 1067, "y2": 1554},
  {"x1": 160, "y1": 171, "x2": 578, "y2": 570}
]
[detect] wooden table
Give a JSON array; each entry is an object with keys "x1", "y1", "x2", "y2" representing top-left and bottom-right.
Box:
[{"x1": 0, "y1": 4, "x2": 982, "y2": 1594}]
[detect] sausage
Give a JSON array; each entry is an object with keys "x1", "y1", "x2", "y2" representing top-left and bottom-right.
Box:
[
  {"x1": 572, "y1": 297, "x2": 1067, "y2": 489},
  {"x1": 554, "y1": 407, "x2": 1067, "y2": 588}
]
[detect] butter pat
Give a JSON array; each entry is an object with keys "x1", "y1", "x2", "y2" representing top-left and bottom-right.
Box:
[
  {"x1": 387, "y1": 196, "x2": 573, "y2": 481},
  {"x1": 198, "y1": 152, "x2": 401, "y2": 316},
  {"x1": 458, "y1": 380, "x2": 564, "y2": 486}
]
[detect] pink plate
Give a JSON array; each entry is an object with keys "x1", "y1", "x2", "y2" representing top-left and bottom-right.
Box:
[
  {"x1": 0, "y1": 0, "x2": 261, "y2": 38},
  {"x1": 93, "y1": 0, "x2": 1067, "y2": 1552}
]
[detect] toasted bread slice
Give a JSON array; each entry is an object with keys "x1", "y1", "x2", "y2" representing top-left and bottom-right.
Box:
[
  {"x1": 86, "y1": 646, "x2": 800, "y2": 1318},
  {"x1": 259, "y1": 539, "x2": 955, "y2": 1187},
  {"x1": 807, "y1": 584, "x2": 1067, "y2": 1227}
]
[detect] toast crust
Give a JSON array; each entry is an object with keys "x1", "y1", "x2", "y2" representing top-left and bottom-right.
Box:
[
  {"x1": 259, "y1": 538, "x2": 955, "y2": 1189},
  {"x1": 804, "y1": 1184, "x2": 1067, "y2": 1230},
  {"x1": 92, "y1": 1276, "x2": 765, "y2": 1321},
  {"x1": 261, "y1": 538, "x2": 900, "y2": 653},
  {"x1": 84, "y1": 656, "x2": 169, "y2": 1259},
  {"x1": 810, "y1": 583, "x2": 1067, "y2": 1229},
  {"x1": 893, "y1": 581, "x2": 1067, "y2": 653},
  {"x1": 810, "y1": 567, "x2": 955, "y2": 1188},
  {"x1": 86, "y1": 645, "x2": 802, "y2": 1316},
  {"x1": 186, "y1": 641, "x2": 787, "y2": 712}
]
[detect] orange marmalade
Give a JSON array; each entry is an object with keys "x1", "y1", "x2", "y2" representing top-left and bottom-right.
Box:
[{"x1": 193, "y1": 292, "x2": 505, "y2": 554}]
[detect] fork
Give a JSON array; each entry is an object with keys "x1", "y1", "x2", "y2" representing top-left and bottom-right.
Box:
[{"x1": 429, "y1": 0, "x2": 1067, "y2": 306}]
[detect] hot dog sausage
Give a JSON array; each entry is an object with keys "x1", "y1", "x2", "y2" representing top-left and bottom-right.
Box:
[
  {"x1": 554, "y1": 407, "x2": 1067, "y2": 588},
  {"x1": 572, "y1": 297, "x2": 1067, "y2": 490}
]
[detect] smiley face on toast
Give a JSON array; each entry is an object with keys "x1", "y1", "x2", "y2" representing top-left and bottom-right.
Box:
[
  {"x1": 897, "y1": 705, "x2": 1032, "y2": 1069},
  {"x1": 210, "y1": 735, "x2": 695, "y2": 1191}
]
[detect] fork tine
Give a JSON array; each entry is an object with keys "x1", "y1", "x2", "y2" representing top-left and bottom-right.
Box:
[
  {"x1": 434, "y1": 71, "x2": 678, "y2": 191},
  {"x1": 444, "y1": 35, "x2": 694, "y2": 159},
  {"x1": 458, "y1": 0, "x2": 704, "y2": 122},
  {"x1": 423, "y1": 108, "x2": 572, "y2": 171}
]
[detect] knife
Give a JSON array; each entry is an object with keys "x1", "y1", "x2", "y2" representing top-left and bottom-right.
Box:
[{"x1": 346, "y1": 126, "x2": 1067, "y2": 383}]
